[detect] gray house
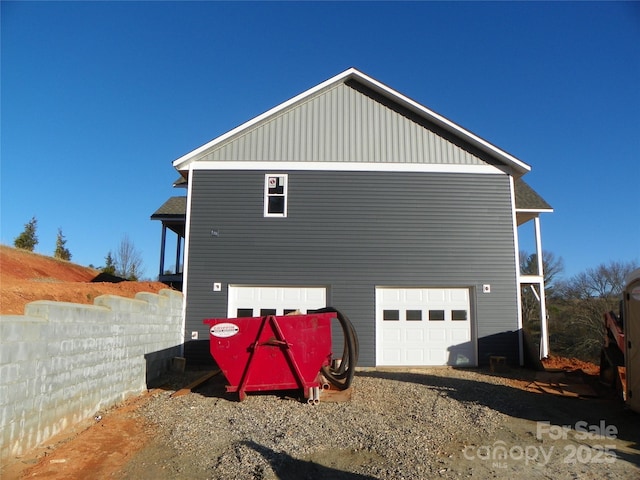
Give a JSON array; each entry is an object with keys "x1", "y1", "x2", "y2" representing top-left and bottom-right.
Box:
[{"x1": 152, "y1": 68, "x2": 552, "y2": 367}]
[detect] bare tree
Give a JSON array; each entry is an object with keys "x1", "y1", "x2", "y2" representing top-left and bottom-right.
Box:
[
  {"x1": 557, "y1": 260, "x2": 634, "y2": 299},
  {"x1": 113, "y1": 235, "x2": 144, "y2": 280},
  {"x1": 551, "y1": 259, "x2": 638, "y2": 362},
  {"x1": 519, "y1": 250, "x2": 564, "y2": 342}
]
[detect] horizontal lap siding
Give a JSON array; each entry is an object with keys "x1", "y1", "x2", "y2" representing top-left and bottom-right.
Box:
[{"x1": 185, "y1": 170, "x2": 518, "y2": 365}]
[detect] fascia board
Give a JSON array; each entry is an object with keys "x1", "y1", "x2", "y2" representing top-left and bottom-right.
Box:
[
  {"x1": 516, "y1": 208, "x2": 555, "y2": 214},
  {"x1": 189, "y1": 160, "x2": 505, "y2": 175}
]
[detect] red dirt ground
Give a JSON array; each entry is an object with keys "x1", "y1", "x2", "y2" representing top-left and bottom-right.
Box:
[
  {"x1": 0, "y1": 245, "x2": 170, "y2": 315},
  {"x1": 542, "y1": 354, "x2": 599, "y2": 376}
]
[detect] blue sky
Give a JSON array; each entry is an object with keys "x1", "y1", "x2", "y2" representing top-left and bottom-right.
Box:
[{"x1": 1, "y1": 1, "x2": 638, "y2": 280}]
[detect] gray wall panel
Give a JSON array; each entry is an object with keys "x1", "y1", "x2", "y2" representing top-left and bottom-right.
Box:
[
  {"x1": 197, "y1": 83, "x2": 487, "y2": 166},
  {"x1": 185, "y1": 170, "x2": 519, "y2": 366}
]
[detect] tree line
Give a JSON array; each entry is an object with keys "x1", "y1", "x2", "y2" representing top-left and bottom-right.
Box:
[
  {"x1": 521, "y1": 251, "x2": 638, "y2": 363},
  {"x1": 13, "y1": 216, "x2": 144, "y2": 281}
]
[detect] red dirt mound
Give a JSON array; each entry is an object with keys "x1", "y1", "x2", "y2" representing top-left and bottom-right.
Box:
[
  {"x1": 542, "y1": 354, "x2": 599, "y2": 375},
  {"x1": 0, "y1": 245, "x2": 172, "y2": 315}
]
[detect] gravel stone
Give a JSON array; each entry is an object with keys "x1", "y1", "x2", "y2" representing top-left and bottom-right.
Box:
[{"x1": 124, "y1": 367, "x2": 640, "y2": 479}]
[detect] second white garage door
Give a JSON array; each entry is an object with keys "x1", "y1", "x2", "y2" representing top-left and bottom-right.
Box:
[
  {"x1": 227, "y1": 286, "x2": 327, "y2": 318},
  {"x1": 376, "y1": 287, "x2": 475, "y2": 366}
]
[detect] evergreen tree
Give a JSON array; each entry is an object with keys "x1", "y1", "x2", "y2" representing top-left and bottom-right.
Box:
[
  {"x1": 14, "y1": 216, "x2": 38, "y2": 251},
  {"x1": 54, "y1": 228, "x2": 72, "y2": 261},
  {"x1": 103, "y1": 251, "x2": 116, "y2": 275}
]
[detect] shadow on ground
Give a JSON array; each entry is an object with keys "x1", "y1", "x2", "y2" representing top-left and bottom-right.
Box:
[
  {"x1": 176, "y1": 364, "x2": 640, "y2": 468},
  {"x1": 358, "y1": 368, "x2": 640, "y2": 461},
  {"x1": 243, "y1": 441, "x2": 377, "y2": 480}
]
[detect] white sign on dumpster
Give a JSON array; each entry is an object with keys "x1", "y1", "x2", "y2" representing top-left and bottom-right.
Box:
[{"x1": 210, "y1": 323, "x2": 240, "y2": 338}]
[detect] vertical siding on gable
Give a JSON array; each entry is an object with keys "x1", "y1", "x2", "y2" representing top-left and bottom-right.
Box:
[
  {"x1": 197, "y1": 83, "x2": 487, "y2": 166},
  {"x1": 184, "y1": 170, "x2": 519, "y2": 366}
]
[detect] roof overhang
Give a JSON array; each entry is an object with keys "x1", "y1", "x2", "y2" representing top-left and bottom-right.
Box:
[
  {"x1": 515, "y1": 209, "x2": 554, "y2": 226},
  {"x1": 172, "y1": 68, "x2": 531, "y2": 176}
]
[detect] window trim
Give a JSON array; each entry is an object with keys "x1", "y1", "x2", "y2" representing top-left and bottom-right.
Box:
[{"x1": 264, "y1": 174, "x2": 288, "y2": 217}]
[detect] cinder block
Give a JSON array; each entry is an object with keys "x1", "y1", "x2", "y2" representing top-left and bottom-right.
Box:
[
  {"x1": 4, "y1": 380, "x2": 28, "y2": 406},
  {"x1": 94, "y1": 295, "x2": 148, "y2": 313},
  {"x1": 0, "y1": 363, "x2": 20, "y2": 384},
  {"x1": 0, "y1": 319, "x2": 45, "y2": 343},
  {"x1": 135, "y1": 292, "x2": 162, "y2": 309},
  {"x1": 25, "y1": 301, "x2": 108, "y2": 322},
  {"x1": 10, "y1": 341, "x2": 47, "y2": 363},
  {"x1": 1, "y1": 417, "x2": 18, "y2": 451},
  {"x1": 52, "y1": 322, "x2": 75, "y2": 339},
  {"x1": 1, "y1": 404, "x2": 15, "y2": 430},
  {"x1": 0, "y1": 384, "x2": 8, "y2": 406},
  {"x1": 160, "y1": 288, "x2": 182, "y2": 301},
  {"x1": 0, "y1": 345, "x2": 11, "y2": 365}
]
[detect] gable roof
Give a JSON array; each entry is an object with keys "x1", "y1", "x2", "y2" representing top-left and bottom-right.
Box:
[{"x1": 173, "y1": 68, "x2": 531, "y2": 176}]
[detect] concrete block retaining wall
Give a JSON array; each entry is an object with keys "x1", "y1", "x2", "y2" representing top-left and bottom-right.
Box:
[{"x1": 0, "y1": 289, "x2": 183, "y2": 461}]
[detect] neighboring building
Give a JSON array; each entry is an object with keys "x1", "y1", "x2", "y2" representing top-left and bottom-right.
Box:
[{"x1": 152, "y1": 68, "x2": 552, "y2": 366}]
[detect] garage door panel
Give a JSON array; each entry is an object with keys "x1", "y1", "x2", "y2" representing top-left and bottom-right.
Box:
[
  {"x1": 428, "y1": 328, "x2": 447, "y2": 342},
  {"x1": 382, "y1": 329, "x2": 401, "y2": 342},
  {"x1": 404, "y1": 327, "x2": 424, "y2": 342},
  {"x1": 406, "y1": 349, "x2": 424, "y2": 364},
  {"x1": 449, "y1": 289, "x2": 469, "y2": 302},
  {"x1": 451, "y1": 328, "x2": 470, "y2": 342},
  {"x1": 377, "y1": 287, "x2": 475, "y2": 366},
  {"x1": 382, "y1": 349, "x2": 402, "y2": 364},
  {"x1": 380, "y1": 289, "x2": 401, "y2": 303},
  {"x1": 426, "y1": 289, "x2": 446, "y2": 302},
  {"x1": 228, "y1": 286, "x2": 326, "y2": 317},
  {"x1": 429, "y1": 350, "x2": 447, "y2": 365},
  {"x1": 404, "y1": 289, "x2": 424, "y2": 303}
]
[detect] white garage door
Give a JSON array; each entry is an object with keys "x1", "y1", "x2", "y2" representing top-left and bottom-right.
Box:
[
  {"x1": 227, "y1": 286, "x2": 327, "y2": 318},
  {"x1": 376, "y1": 287, "x2": 475, "y2": 366}
]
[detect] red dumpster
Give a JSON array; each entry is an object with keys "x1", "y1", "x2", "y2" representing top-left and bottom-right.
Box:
[{"x1": 204, "y1": 312, "x2": 334, "y2": 401}]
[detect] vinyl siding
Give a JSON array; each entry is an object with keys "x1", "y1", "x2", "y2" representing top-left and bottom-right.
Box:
[
  {"x1": 196, "y1": 82, "x2": 488, "y2": 167},
  {"x1": 184, "y1": 170, "x2": 519, "y2": 366}
]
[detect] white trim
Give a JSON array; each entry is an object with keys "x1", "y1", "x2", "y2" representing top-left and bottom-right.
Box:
[
  {"x1": 520, "y1": 274, "x2": 544, "y2": 284},
  {"x1": 179, "y1": 166, "x2": 194, "y2": 351},
  {"x1": 534, "y1": 217, "x2": 549, "y2": 358},
  {"x1": 516, "y1": 208, "x2": 554, "y2": 214},
  {"x1": 173, "y1": 68, "x2": 531, "y2": 175},
  {"x1": 264, "y1": 173, "x2": 288, "y2": 217},
  {"x1": 510, "y1": 176, "x2": 525, "y2": 366},
  {"x1": 189, "y1": 161, "x2": 505, "y2": 175}
]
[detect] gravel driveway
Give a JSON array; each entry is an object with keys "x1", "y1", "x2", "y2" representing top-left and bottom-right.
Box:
[{"x1": 121, "y1": 367, "x2": 640, "y2": 479}]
